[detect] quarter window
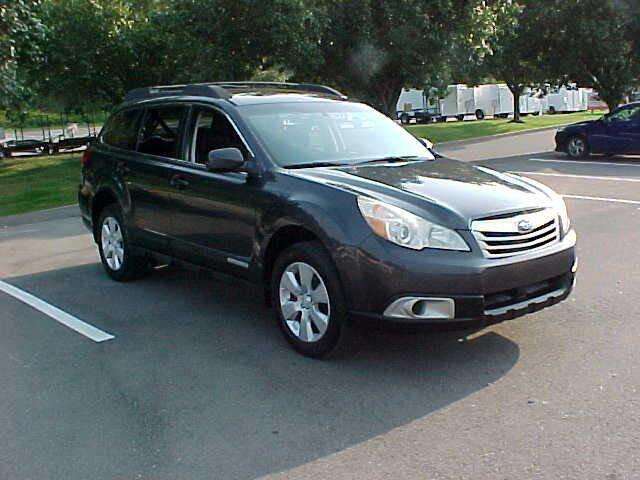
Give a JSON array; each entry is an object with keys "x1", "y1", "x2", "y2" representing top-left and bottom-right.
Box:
[
  {"x1": 101, "y1": 109, "x2": 142, "y2": 150},
  {"x1": 138, "y1": 106, "x2": 188, "y2": 159}
]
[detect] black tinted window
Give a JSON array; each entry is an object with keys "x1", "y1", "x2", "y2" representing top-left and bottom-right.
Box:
[
  {"x1": 101, "y1": 109, "x2": 141, "y2": 150},
  {"x1": 138, "y1": 106, "x2": 188, "y2": 159},
  {"x1": 189, "y1": 107, "x2": 245, "y2": 164}
]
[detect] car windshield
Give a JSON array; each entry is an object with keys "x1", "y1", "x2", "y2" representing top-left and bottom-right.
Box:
[{"x1": 241, "y1": 102, "x2": 434, "y2": 167}]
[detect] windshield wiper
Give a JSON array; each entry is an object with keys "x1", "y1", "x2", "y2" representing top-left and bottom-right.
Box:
[
  {"x1": 352, "y1": 156, "x2": 431, "y2": 166},
  {"x1": 284, "y1": 161, "x2": 351, "y2": 169}
]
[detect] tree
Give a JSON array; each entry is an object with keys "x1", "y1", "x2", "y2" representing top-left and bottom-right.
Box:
[
  {"x1": 469, "y1": 0, "x2": 553, "y2": 123},
  {"x1": 549, "y1": 0, "x2": 640, "y2": 112},
  {"x1": 0, "y1": 0, "x2": 44, "y2": 112},
  {"x1": 302, "y1": 0, "x2": 480, "y2": 116},
  {"x1": 150, "y1": 0, "x2": 322, "y2": 85}
]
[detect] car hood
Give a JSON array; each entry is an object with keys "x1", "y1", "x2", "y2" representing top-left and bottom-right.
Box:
[
  {"x1": 561, "y1": 120, "x2": 596, "y2": 130},
  {"x1": 289, "y1": 158, "x2": 555, "y2": 229}
]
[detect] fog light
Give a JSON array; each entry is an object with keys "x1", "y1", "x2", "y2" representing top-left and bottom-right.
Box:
[
  {"x1": 571, "y1": 258, "x2": 578, "y2": 273},
  {"x1": 383, "y1": 297, "x2": 455, "y2": 320}
]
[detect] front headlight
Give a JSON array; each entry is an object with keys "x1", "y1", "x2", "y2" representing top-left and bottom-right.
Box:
[{"x1": 357, "y1": 196, "x2": 469, "y2": 251}]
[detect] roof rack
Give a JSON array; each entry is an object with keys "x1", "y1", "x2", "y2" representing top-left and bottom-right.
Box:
[{"x1": 124, "y1": 81, "x2": 347, "y2": 102}]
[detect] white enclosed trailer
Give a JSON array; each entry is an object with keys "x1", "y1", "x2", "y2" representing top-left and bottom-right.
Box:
[
  {"x1": 546, "y1": 85, "x2": 585, "y2": 114},
  {"x1": 474, "y1": 84, "x2": 513, "y2": 119},
  {"x1": 519, "y1": 88, "x2": 543, "y2": 115},
  {"x1": 439, "y1": 84, "x2": 476, "y2": 121}
]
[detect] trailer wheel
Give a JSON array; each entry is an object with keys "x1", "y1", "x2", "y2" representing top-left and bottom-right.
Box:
[
  {"x1": 475, "y1": 109, "x2": 485, "y2": 120},
  {"x1": 456, "y1": 114, "x2": 465, "y2": 122},
  {"x1": 548, "y1": 106, "x2": 557, "y2": 114},
  {"x1": 437, "y1": 116, "x2": 447, "y2": 123}
]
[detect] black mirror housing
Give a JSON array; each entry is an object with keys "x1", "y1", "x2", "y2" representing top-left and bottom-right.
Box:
[{"x1": 207, "y1": 147, "x2": 245, "y2": 172}]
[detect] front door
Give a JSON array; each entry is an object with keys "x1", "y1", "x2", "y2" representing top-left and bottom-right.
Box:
[
  {"x1": 165, "y1": 105, "x2": 260, "y2": 277},
  {"x1": 590, "y1": 105, "x2": 640, "y2": 154}
]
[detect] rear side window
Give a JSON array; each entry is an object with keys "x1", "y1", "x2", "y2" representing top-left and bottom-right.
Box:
[
  {"x1": 101, "y1": 109, "x2": 141, "y2": 150},
  {"x1": 138, "y1": 105, "x2": 188, "y2": 159}
]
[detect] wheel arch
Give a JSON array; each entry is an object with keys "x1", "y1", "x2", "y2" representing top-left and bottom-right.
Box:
[{"x1": 91, "y1": 188, "x2": 121, "y2": 242}]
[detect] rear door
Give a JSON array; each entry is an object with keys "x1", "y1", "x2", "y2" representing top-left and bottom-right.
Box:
[
  {"x1": 163, "y1": 104, "x2": 260, "y2": 277},
  {"x1": 123, "y1": 104, "x2": 190, "y2": 253}
]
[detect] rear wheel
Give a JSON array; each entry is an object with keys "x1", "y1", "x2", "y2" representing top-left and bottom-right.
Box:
[
  {"x1": 400, "y1": 113, "x2": 410, "y2": 125},
  {"x1": 566, "y1": 135, "x2": 589, "y2": 158},
  {"x1": 549, "y1": 106, "x2": 557, "y2": 114},
  {"x1": 475, "y1": 109, "x2": 485, "y2": 120},
  {"x1": 97, "y1": 204, "x2": 149, "y2": 281},
  {"x1": 271, "y1": 241, "x2": 350, "y2": 358},
  {"x1": 456, "y1": 114, "x2": 465, "y2": 122}
]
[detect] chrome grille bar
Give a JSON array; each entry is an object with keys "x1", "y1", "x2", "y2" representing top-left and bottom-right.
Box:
[{"x1": 471, "y1": 209, "x2": 559, "y2": 259}]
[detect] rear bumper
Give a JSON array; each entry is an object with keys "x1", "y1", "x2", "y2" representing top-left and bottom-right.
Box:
[{"x1": 341, "y1": 229, "x2": 577, "y2": 329}]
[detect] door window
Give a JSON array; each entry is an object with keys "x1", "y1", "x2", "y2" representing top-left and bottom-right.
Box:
[
  {"x1": 138, "y1": 105, "x2": 188, "y2": 159},
  {"x1": 608, "y1": 105, "x2": 640, "y2": 123},
  {"x1": 188, "y1": 107, "x2": 246, "y2": 165},
  {"x1": 101, "y1": 108, "x2": 142, "y2": 150}
]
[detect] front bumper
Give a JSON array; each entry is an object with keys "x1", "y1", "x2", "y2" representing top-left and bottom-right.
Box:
[{"x1": 340, "y1": 229, "x2": 577, "y2": 329}]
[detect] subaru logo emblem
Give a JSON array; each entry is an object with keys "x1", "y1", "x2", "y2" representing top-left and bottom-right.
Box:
[{"x1": 517, "y1": 219, "x2": 533, "y2": 232}]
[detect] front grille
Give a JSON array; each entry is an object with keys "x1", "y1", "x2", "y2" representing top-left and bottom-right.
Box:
[{"x1": 471, "y1": 209, "x2": 559, "y2": 259}]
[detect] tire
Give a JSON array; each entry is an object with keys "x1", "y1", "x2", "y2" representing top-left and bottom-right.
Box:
[
  {"x1": 548, "y1": 106, "x2": 557, "y2": 115},
  {"x1": 566, "y1": 135, "x2": 589, "y2": 159},
  {"x1": 400, "y1": 113, "x2": 410, "y2": 125},
  {"x1": 437, "y1": 116, "x2": 447, "y2": 123},
  {"x1": 271, "y1": 241, "x2": 350, "y2": 358},
  {"x1": 475, "y1": 109, "x2": 485, "y2": 120},
  {"x1": 456, "y1": 114, "x2": 465, "y2": 122},
  {"x1": 97, "y1": 204, "x2": 149, "y2": 281}
]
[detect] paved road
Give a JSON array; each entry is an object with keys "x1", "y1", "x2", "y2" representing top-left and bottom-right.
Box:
[{"x1": 1, "y1": 130, "x2": 639, "y2": 479}]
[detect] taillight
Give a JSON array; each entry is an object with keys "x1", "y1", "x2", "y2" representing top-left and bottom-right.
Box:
[{"x1": 81, "y1": 149, "x2": 90, "y2": 166}]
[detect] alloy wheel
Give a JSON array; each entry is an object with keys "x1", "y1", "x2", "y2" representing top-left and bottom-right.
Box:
[
  {"x1": 278, "y1": 262, "x2": 330, "y2": 343},
  {"x1": 568, "y1": 136, "x2": 585, "y2": 157},
  {"x1": 101, "y1": 216, "x2": 125, "y2": 271}
]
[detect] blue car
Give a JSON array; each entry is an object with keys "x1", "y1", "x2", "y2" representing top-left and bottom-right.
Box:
[{"x1": 555, "y1": 102, "x2": 640, "y2": 158}]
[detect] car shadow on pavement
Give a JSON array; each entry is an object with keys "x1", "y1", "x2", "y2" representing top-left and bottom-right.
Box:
[{"x1": 4, "y1": 263, "x2": 520, "y2": 480}]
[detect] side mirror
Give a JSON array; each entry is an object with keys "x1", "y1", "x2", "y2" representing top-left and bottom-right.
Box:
[
  {"x1": 418, "y1": 137, "x2": 434, "y2": 150},
  {"x1": 207, "y1": 147, "x2": 245, "y2": 172}
]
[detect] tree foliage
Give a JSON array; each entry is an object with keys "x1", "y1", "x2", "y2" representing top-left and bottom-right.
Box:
[
  {"x1": 302, "y1": 0, "x2": 480, "y2": 115},
  {"x1": 548, "y1": 0, "x2": 640, "y2": 112},
  {"x1": 0, "y1": 0, "x2": 44, "y2": 112}
]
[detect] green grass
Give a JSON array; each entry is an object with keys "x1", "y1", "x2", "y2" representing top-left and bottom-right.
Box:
[
  {"x1": 0, "y1": 154, "x2": 80, "y2": 217},
  {"x1": 405, "y1": 111, "x2": 605, "y2": 144}
]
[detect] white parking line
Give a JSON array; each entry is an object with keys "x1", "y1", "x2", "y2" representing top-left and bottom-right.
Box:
[
  {"x1": 509, "y1": 171, "x2": 640, "y2": 182},
  {"x1": 0, "y1": 280, "x2": 115, "y2": 342},
  {"x1": 562, "y1": 195, "x2": 640, "y2": 205},
  {"x1": 529, "y1": 158, "x2": 640, "y2": 167}
]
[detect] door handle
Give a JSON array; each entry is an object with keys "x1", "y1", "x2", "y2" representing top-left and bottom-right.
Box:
[{"x1": 170, "y1": 174, "x2": 190, "y2": 190}]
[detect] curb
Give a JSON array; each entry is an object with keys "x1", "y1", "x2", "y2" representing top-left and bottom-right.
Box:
[
  {"x1": 0, "y1": 204, "x2": 79, "y2": 228},
  {"x1": 436, "y1": 125, "x2": 561, "y2": 148}
]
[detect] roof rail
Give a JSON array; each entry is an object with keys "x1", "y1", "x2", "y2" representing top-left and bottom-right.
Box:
[
  {"x1": 124, "y1": 84, "x2": 231, "y2": 102},
  {"x1": 205, "y1": 82, "x2": 348, "y2": 99},
  {"x1": 124, "y1": 81, "x2": 347, "y2": 102}
]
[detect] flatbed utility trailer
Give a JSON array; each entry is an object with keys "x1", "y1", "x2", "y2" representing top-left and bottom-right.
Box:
[{"x1": 396, "y1": 88, "x2": 441, "y2": 124}]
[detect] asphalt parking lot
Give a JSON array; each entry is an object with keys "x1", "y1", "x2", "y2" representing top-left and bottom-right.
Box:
[{"x1": 1, "y1": 129, "x2": 639, "y2": 480}]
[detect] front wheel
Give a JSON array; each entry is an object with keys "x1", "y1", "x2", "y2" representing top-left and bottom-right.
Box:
[
  {"x1": 97, "y1": 205, "x2": 148, "y2": 281},
  {"x1": 400, "y1": 113, "x2": 410, "y2": 125},
  {"x1": 271, "y1": 241, "x2": 350, "y2": 358},
  {"x1": 566, "y1": 135, "x2": 589, "y2": 159}
]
